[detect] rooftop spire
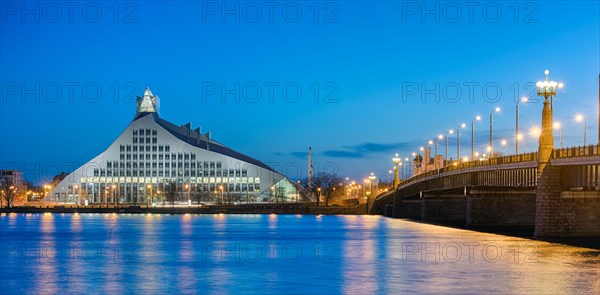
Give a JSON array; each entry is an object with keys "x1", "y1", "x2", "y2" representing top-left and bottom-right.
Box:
[{"x1": 136, "y1": 87, "x2": 158, "y2": 114}]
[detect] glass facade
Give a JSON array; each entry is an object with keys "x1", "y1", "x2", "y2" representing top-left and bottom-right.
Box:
[{"x1": 51, "y1": 128, "x2": 302, "y2": 205}]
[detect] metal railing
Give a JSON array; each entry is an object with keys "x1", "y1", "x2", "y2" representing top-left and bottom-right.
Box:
[
  {"x1": 552, "y1": 145, "x2": 599, "y2": 159},
  {"x1": 395, "y1": 152, "x2": 538, "y2": 189}
]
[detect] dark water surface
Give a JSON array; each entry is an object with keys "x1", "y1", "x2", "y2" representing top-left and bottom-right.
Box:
[{"x1": 1, "y1": 213, "x2": 598, "y2": 294}]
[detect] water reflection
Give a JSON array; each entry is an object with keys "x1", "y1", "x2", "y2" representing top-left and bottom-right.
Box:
[{"x1": 0, "y1": 214, "x2": 598, "y2": 294}]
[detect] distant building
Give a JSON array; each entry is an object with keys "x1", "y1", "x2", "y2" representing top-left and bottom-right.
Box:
[
  {"x1": 413, "y1": 147, "x2": 444, "y2": 176},
  {"x1": 0, "y1": 170, "x2": 25, "y2": 189},
  {"x1": 49, "y1": 88, "x2": 307, "y2": 204}
]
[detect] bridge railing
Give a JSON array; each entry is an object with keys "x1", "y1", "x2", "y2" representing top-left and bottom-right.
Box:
[
  {"x1": 397, "y1": 152, "x2": 539, "y2": 189},
  {"x1": 552, "y1": 144, "x2": 599, "y2": 159}
]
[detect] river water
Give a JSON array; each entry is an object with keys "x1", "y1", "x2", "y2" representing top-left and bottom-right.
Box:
[{"x1": 0, "y1": 213, "x2": 598, "y2": 294}]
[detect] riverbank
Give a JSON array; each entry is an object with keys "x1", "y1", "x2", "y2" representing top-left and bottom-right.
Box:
[{"x1": 0, "y1": 203, "x2": 367, "y2": 215}]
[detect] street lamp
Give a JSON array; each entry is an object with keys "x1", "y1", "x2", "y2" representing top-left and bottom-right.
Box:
[
  {"x1": 457, "y1": 123, "x2": 466, "y2": 160},
  {"x1": 345, "y1": 177, "x2": 349, "y2": 197},
  {"x1": 553, "y1": 122, "x2": 563, "y2": 149},
  {"x1": 317, "y1": 187, "x2": 321, "y2": 204},
  {"x1": 427, "y1": 140, "x2": 434, "y2": 156},
  {"x1": 435, "y1": 134, "x2": 443, "y2": 156},
  {"x1": 517, "y1": 133, "x2": 525, "y2": 153},
  {"x1": 489, "y1": 107, "x2": 501, "y2": 158},
  {"x1": 392, "y1": 153, "x2": 401, "y2": 188},
  {"x1": 500, "y1": 139, "x2": 508, "y2": 154},
  {"x1": 445, "y1": 129, "x2": 454, "y2": 161},
  {"x1": 516, "y1": 97, "x2": 528, "y2": 154},
  {"x1": 472, "y1": 115, "x2": 481, "y2": 160},
  {"x1": 575, "y1": 114, "x2": 586, "y2": 146}
]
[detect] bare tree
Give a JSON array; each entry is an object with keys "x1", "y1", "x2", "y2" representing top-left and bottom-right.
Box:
[
  {"x1": 302, "y1": 172, "x2": 343, "y2": 207},
  {"x1": 229, "y1": 192, "x2": 243, "y2": 204},
  {"x1": 1, "y1": 181, "x2": 16, "y2": 208},
  {"x1": 191, "y1": 190, "x2": 211, "y2": 207},
  {"x1": 164, "y1": 181, "x2": 178, "y2": 207}
]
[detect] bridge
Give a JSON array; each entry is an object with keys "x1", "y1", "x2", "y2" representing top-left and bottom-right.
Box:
[{"x1": 370, "y1": 145, "x2": 600, "y2": 237}]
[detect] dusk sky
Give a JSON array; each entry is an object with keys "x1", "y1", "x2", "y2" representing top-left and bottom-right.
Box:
[{"x1": 1, "y1": 1, "x2": 598, "y2": 185}]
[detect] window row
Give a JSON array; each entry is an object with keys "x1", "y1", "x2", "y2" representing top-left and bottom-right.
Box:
[{"x1": 132, "y1": 129, "x2": 157, "y2": 136}]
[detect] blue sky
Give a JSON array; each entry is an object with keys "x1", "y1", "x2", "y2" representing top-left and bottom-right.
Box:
[{"x1": 1, "y1": 1, "x2": 599, "y2": 184}]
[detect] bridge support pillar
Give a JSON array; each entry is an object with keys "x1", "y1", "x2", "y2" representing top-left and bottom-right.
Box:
[
  {"x1": 466, "y1": 189, "x2": 536, "y2": 230},
  {"x1": 421, "y1": 194, "x2": 466, "y2": 224},
  {"x1": 535, "y1": 164, "x2": 600, "y2": 237}
]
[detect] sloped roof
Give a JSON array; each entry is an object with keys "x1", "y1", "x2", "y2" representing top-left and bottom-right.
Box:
[{"x1": 132, "y1": 112, "x2": 276, "y2": 172}]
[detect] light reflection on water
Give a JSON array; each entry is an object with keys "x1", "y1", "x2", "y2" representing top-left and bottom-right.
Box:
[{"x1": 0, "y1": 214, "x2": 598, "y2": 294}]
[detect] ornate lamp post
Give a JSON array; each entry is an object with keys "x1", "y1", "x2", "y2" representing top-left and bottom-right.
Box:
[
  {"x1": 536, "y1": 70, "x2": 560, "y2": 176},
  {"x1": 471, "y1": 115, "x2": 481, "y2": 160},
  {"x1": 392, "y1": 154, "x2": 401, "y2": 188}
]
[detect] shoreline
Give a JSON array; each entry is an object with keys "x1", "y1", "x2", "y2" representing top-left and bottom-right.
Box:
[{"x1": 0, "y1": 204, "x2": 366, "y2": 215}]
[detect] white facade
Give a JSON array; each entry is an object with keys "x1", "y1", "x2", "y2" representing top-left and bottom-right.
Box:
[{"x1": 49, "y1": 88, "x2": 304, "y2": 205}]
